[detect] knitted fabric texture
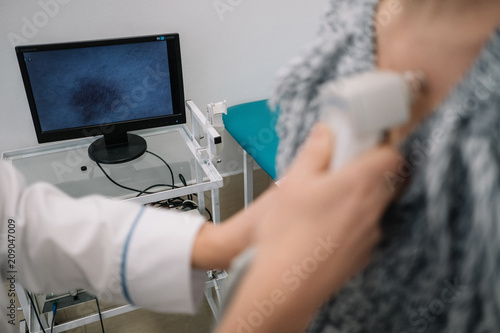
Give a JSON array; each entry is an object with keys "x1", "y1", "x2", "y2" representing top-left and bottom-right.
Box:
[{"x1": 271, "y1": 0, "x2": 500, "y2": 332}]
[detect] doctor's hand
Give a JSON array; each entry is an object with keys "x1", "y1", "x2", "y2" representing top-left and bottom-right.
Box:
[
  {"x1": 191, "y1": 164, "x2": 278, "y2": 271},
  {"x1": 216, "y1": 123, "x2": 402, "y2": 333}
]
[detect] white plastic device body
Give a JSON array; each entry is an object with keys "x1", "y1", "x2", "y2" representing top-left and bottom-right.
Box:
[
  {"x1": 207, "y1": 100, "x2": 227, "y2": 158},
  {"x1": 319, "y1": 71, "x2": 419, "y2": 169}
]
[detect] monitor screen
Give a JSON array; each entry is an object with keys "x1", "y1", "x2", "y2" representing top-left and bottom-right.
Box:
[{"x1": 16, "y1": 33, "x2": 186, "y2": 164}]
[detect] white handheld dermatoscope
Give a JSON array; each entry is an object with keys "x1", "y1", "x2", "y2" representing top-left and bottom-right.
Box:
[{"x1": 319, "y1": 71, "x2": 426, "y2": 169}]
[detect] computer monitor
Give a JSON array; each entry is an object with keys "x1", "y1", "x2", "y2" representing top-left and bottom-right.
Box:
[{"x1": 15, "y1": 33, "x2": 186, "y2": 164}]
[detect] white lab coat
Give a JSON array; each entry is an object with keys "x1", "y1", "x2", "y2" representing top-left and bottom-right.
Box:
[{"x1": 0, "y1": 161, "x2": 206, "y2": 332}]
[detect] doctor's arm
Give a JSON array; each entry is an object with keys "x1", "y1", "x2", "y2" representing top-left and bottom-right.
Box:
[
  {"x1": 216, "y1": 124, "x2": 402, "y2": 333},
  {"x1": 0, "y1": 161, "x2": 255, "y2": 314}
]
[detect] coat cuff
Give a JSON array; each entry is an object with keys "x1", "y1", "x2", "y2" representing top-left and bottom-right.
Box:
[{"x1": 123, "y1": 207, "x2": 206, "y2": 313}]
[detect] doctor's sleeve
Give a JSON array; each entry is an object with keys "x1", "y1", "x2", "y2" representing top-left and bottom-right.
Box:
[{"x1": 0, "y1": 161, "x2": 206, "y2": 314}]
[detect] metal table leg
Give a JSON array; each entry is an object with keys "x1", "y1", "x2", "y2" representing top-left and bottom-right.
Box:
[{"x1": 243, "y1": 151, "x2": 254, "y2": 208}]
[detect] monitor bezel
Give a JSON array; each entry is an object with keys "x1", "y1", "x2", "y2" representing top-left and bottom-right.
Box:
[{"x1": 15, "y1": 33, "x2": 186, "y2": 144}]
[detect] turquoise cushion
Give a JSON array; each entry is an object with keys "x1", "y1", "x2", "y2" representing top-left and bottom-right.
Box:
[{"x1": 223, "y1": 100, "x2": 279, "y2": 180}]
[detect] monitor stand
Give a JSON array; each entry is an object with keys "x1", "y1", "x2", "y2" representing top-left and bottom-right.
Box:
[{"x1": 88, "y1": 132, "x2": 147, "y2": 164}]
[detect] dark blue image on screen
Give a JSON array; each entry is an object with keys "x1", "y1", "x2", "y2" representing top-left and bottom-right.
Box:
[{"x1": 24, "y1": 41, "x2": 173, "y2": 132}]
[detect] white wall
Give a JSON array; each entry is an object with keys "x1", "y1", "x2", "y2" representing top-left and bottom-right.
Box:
[{"x1": 0, "y1": 0, "x2": 327, "y2": 175}]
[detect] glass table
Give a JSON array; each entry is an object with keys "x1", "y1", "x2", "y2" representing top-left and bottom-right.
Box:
[{"x1": 3, "y1": 124, "x2": 225, "y2": 332}]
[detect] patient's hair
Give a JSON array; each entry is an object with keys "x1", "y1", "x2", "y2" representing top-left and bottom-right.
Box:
[{"x1": 271, "y1": 0, "x2": 500, "y2": 332}]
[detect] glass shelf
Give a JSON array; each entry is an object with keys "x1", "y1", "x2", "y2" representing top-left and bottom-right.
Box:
[{"x1": 2, "y1": 125, "x2": 223, "y2": 205}]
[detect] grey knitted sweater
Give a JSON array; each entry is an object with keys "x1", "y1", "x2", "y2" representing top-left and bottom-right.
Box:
[{"x1": 271, "y1": 0, "x2": 500, "y2": 332}]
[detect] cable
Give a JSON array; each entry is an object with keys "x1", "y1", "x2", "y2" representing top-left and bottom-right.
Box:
[
  {"x1": 96, "y1": 162, "x2": 178, "y2": 196},
  {"x1": 174, "y1": 175, "x2": 213, "y2": 221},
  {"x1": 175, "y1": 184, "x2": 213, "y2": 221},
  {"x1": 178, "y1": 173, "x2": 192, "y2": 200},
  {"x1": 146, "y1": 150, "x2": 174, "y2": 188},
  {"x1": 181, "y1": 199, "x2": 198, "y2": 207},
  {"x1": 95, "y1": 150, "x2": 213, "y2": 219},
  {"x1": 95, "y1": 298, "x2": 106, "y2": 333},
  {"x1": 96, "y1": 162, "x2": 151, "y2": 193},
  {"x1": 95, "y1": 150, "x2": 181, "y2": 197},
  {"x1": 135, "y1": 184, "x2": 180, "y2": 197},
  {"x1": 50, "y1": 303, "x2": 57, "y2": 333},
  {"x1": 27, "y1": 292, "x2": 47, "y2": 333},
  {"x1": 205, "y1": 207, "x2": 213, "y2": 222},
  {"x1": 178, "y1": 173, "x2": 187, "y2": 186}
]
